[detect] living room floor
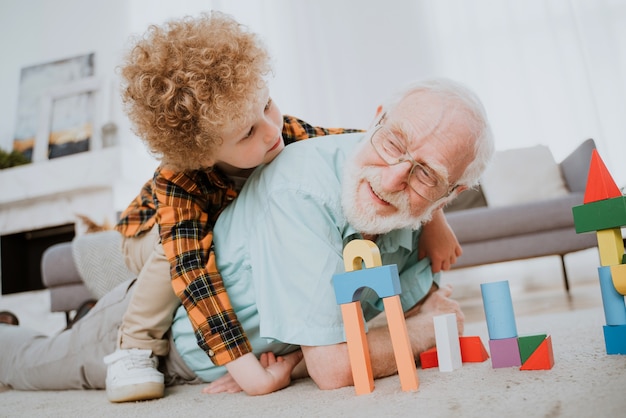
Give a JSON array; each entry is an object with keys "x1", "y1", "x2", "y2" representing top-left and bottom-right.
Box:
[{"x1": 0, "y1": 248, "x2": 604, "y2": 336}]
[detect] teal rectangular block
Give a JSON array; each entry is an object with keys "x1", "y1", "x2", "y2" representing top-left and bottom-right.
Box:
[
  {"x1": 572, "y1": 196, "x2": 626, "y2": 233},
  {"x1": 332, "y1": 264, "x2": 400, "y2": 305},
  {"x1": 603, "y1": 324, "x2": 626, "y2": 355}
]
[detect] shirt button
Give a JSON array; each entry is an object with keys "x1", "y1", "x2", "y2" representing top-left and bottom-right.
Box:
[{"x1": 208, "y1": 350, "x2": 215, "y2": 357}]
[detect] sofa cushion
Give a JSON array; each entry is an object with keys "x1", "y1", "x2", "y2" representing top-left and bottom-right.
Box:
[
  {"x1": 446, "y1": 192, "x2": 585, "y2": 243},
  {"x1": 480, "y1": 145, "x2": 569, "y2": 207}
]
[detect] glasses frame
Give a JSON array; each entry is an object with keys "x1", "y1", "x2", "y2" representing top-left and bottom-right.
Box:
[{"x1": 369, "y1": 119, "x2": 457, "y2": 202}]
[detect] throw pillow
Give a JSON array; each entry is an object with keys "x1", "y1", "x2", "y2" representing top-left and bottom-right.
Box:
[{"x1": 480, "y1": 144, "x2": 569, "y2": 207}]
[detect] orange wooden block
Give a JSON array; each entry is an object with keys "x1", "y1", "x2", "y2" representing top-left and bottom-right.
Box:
[
  {"x1": 459, "y1": 335, "x2": 490, "y2": 363},
  {"x1": 611, "y1": 264, "x2": 626, "y2": 295},
  {"x1": 583, "y1": 150, "x2": 621, "y2": 204},
  {"x1": 520, "y1": 335, "x2": 555, "y2": 370},
  {"x1": 419, "y1": 347, "x2": 439, "y2": 369},
  {"x1": 340, "y1": 301, "x2": 374, "y2": 395},
  {"x1": 383, "y1": 295, "x2": 419, "y2": 391}
]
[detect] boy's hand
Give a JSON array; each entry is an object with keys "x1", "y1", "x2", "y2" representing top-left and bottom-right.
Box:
[
  {"x1": 202, "y1": 351, "x2": 303, "y2": 395},
  {"x1": 418, "y1": 209, "x2": 462, "y2": 273}
]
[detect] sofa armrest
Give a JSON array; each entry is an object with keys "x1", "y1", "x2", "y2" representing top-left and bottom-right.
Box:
[{"x1": 559, "y1": 138, "x2": 596, "y2": 193}]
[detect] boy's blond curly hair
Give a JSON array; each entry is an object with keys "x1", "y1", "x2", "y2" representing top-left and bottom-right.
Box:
[{"x1": 120, "y1": 11, "x2": 271, "y2": 171}]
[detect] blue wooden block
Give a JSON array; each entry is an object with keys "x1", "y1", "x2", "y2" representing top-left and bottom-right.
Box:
[
  {"x1": 332, "y1": 265, "x2": 401, "y2": 305},
  {"x1": 598, "y1": 266, "x2": 626, "y2": 326},
  {"x1": 481, "y1": 281, "x2": 518, "y2": 340},
  {"x1": 603, "y1": 324, "x2": 626, "y2": 355}
]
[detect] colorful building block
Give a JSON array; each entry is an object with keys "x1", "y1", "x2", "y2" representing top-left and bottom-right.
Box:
[
  {"x1": 610, "y1": 264, "x2": 626, "y2": 296},
  {"x1": 340, "y1": 301, "x2": 373, "y2": 395},
  {"x1": 598, "y1": 266, "x2": 626, "y2": 325},
  {"x1": 433, "y1": 313, "x2": 462, "y2": 372},
  {"x1": 419, "y1": 347, "x2": 439, "y2": 369},
  {"x1": 481, "y1": 281, "x2": 518, "y2": 340},
  {"x1": 520, "y1": 335, "x2": 554, "y2": 370},
  {"x1": 596, "y1": 228, "x2": 625, "y2": 267},
  {"x1": 582, "y1": 149, "x2": 622, "y2": 204},
  {"x1": 459, "y1": 336, "x2": 490, "y2": 363},
  {"x1": 332, "y1": 239, "x2": 418, "y2": 395},
  {"x1": 488, "y1": 337, "x2": 522, "y2": 368},
  {"x1": 517, "y1": 334, "x2": 547, "y2": 364},
  {"x1": 603, "y1": 325, "x2": 626, "y2": 355},
  {"x1": 572, "y1": 196, "x2": 626, "y2": 233}
]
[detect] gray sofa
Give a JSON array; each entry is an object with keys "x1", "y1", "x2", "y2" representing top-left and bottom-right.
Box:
[{"x1": 443, "y1": 138, "x2": 599, "y2": 292}]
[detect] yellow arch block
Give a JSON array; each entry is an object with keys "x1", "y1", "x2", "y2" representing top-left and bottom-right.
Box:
[{"x1": 611, "y1": 264, "x2": 626, "y2": 295}]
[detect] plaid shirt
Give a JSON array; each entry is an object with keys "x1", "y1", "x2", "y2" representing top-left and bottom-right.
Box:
[{"x1": 116, "y1": 115, "x2": 362, "y2": 365}]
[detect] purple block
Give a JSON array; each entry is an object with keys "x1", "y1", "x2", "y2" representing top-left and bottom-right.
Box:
[{"x1": 489, "y1": 337, "x2": 521, "y2": 368}]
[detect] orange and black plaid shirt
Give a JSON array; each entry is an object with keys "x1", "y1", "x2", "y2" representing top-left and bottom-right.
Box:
[{"x1": 116, "y1": 115, "x2": 362, "y2": 365}]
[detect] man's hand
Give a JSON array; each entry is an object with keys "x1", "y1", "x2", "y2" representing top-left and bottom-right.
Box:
[{"x1": 418, "y1": 209, "x2": 462, "y2": 273}]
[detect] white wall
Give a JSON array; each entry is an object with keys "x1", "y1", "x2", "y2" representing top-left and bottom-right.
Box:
[{"x1": 1, "y1": 0, "x2": 625, "y2": 189}]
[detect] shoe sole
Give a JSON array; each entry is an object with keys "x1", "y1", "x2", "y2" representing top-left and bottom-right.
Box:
[{"x1": 107, "y1": 382, "x2": 164, "y2": 403}]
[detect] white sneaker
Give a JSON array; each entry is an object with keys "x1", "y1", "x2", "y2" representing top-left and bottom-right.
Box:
[{"x1": 104, "y1": 349, "x2": 165, "y2": 403}]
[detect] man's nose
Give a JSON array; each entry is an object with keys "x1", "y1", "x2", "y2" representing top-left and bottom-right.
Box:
[{"x1": 380, "y1": 162, "x2": 411, "y2": 192}]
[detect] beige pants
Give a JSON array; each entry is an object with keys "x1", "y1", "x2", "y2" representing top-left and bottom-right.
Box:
[{"x1": 117, "y1": 226, "x2": 181, "y2": 356}]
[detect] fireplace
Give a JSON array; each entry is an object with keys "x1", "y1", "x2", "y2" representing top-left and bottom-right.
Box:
[{"x1": 1, "y1": 224, "x2": 75, "y2": 295}]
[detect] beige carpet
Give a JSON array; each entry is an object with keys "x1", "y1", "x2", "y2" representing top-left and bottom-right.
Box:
[{"x1": 1, "y1": 306, "x2": 625, "y2": 418}]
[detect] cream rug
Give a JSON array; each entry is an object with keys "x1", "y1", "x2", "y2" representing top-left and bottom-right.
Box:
[{"x1": 1, "y1": 306, "x2": 625, "y2": 417}]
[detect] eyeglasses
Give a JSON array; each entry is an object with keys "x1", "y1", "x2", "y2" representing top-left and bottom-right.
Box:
[{"x1": 369, "y1": 121, "x2": 457, "y2": 202}]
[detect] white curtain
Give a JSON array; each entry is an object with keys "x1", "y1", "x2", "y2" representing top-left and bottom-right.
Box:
[{"x1": 128, "y1": 0, "x2": 626, "y2": 185}]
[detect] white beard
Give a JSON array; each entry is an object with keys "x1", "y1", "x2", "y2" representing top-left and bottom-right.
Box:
[{"x1": 341, "y1": 157, "x2": 437, "y2": 235}]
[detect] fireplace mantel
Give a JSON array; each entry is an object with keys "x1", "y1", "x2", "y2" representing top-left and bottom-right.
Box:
[{"x1": 0, "y1": 146, "x2": 156, "y2": 236}]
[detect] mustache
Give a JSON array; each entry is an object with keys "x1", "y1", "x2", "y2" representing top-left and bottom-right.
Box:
[{"x1": 361, "y1": 167, "x2": 411, "y2": 211}]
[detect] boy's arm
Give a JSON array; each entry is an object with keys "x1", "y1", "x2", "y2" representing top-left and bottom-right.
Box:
[
  {"x1": 202, "y1": 351, "x2": 303, "y2": 395},
  {"x1": 282, "y1": 115, "x2": 363, "y2": 145},
  {"x1": 418, "y1": 208, "x2": 462, "y2": 273}
]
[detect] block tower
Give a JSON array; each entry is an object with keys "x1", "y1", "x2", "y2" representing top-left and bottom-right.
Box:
[
  {"x1": 571, "y1": 149, "x2": 626, "y2": 354},
  {"x1": 481, "y1": 280, "x2": 555, "y2": 370},
  {"x1": 332, "y1": 239, "x2": 419, "y2": 395}
]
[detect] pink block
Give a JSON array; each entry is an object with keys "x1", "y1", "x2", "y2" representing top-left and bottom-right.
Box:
[{"x1": 489, "y1": 337, "x2": 521, "y2": 368}]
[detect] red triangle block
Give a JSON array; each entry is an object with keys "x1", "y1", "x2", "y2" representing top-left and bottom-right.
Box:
[
  {"x1": 419, "y1": 346, "x2": 439, "y2": 369},
  {"x1": 459, "y1": 336, "x2": 490, "y2": 362},
  {"x1": 520, "y1": 335, "x2": 554, "y2": 370},
  {"x1": 584, "y1": 150, "x2": 621, "y2": 203}
]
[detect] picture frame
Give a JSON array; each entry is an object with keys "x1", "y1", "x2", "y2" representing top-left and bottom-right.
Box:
[{"x1": 32, "y1": 76, "x2": 102, "y2": 162}]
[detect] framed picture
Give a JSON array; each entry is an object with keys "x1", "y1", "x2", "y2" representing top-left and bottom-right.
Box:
[
  {"x1": 32, "y1": 76, "x2": 102, "y2": 162},
  {"x1": 12, "y1": 53, "x2": 95, "y2": 162}
]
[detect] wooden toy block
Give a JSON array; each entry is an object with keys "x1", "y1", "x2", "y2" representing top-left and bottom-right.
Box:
[
  {"x1": 603, "y1": 324, "x2": 626, "y2": 355},
  {"x1": 520, "y1": 335, "x2": 554, "y2": 370},
  {"x1": 488, "y1": 337, "x2": 521, "y2": 368},
  {"x1": 481, "y1": 281, "x2": 518, "y2": 340},
  {"x1": 610, "y1": 264, "x2": 626, "y2": 296},
  {"x1": 598, "y1": 266, "x2": 626, "y2": 325},
  {"x1": 383, "y1": 295, "x2": 419, "y2": 391},
  {"x1": 433, "y1": 313, "x2": 462, "y2": 372},
  {"x1": 517, "y1": 334, "x2": 547, "y2": 364},
  {"x1": 583, "y1": 149, "x2": 622, "y2": 204},
  {"x1": 419, "y1": 347, "x2": 439, "y2": 369},
  {"x1": 332, "y1": 265, "x2": 401, "y2": 304},
  {"x1": 332, "y1": 239, "x2": 419, "y2": 394},
  {"x1": 342, "y1": 239, "x2": 382, "y2": 271},
  {"x1": 459, "y1": 336, "x2": 490, "y2": 363},
  {"x1": 572, "y1": 196, "x2": 626, "y2": 233},
  {"x1": 340, "y1": 301, "x2": 374, "y2": 395},
  {"x1": 596, "y1": 228, "x2": 626, "y2": 267}
]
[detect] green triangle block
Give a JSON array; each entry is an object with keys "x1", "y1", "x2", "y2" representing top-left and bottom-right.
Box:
[{"x1": 517, "y1": 334, "x2": 547, "y2": 364}]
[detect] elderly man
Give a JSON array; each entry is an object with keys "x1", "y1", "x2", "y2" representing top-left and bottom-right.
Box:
[{"x1": 0, "y1": 78, "x2": 493, "y2": 393}]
